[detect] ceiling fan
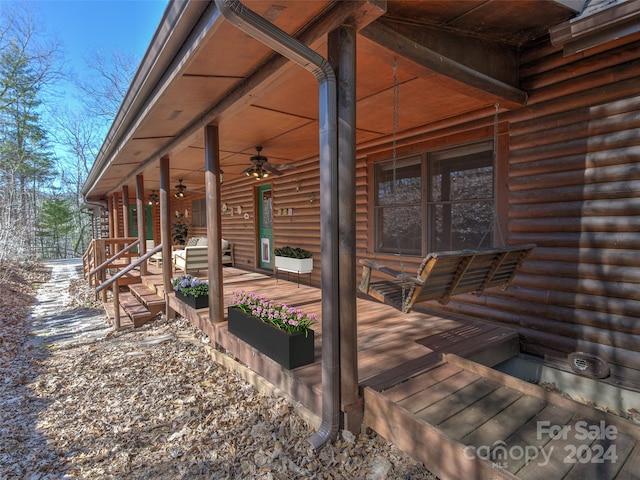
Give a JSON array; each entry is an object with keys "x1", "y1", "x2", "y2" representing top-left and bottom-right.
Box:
[
  {"x1": 245, "y1": 146, "x2": 295, "y2": 180},
  {"x1": 174, "y1": 179, "x2": 187, "y2": 198}
]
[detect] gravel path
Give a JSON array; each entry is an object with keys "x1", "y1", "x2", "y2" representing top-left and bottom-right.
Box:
[{"x1": 0, "y1": 260, "x2": 437, "y2": 479}]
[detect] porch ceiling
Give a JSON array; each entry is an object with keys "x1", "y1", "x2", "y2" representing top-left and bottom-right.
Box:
[{"x1": 83, "y1": 0, "x2": 579, "y2": 203}]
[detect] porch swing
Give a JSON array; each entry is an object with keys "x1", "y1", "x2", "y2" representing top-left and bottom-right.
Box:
[{"x1": 358, "y1": 63, "x2": 535, "y2": 314}]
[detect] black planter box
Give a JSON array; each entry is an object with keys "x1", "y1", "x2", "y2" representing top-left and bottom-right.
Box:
[
  {"x1": 175, "y1": 290, "x2": 209, "y2": 309},
  {"x1": 227, "y1": 307, "x2": 314, "y2": 369}
]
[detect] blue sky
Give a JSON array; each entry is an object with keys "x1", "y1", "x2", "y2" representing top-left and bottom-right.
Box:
[
  {"x1": 23, "y1": 0, "x2": 169, "y2": 182},
  {"x1": 33, "y1": 0, "x2": 168, "y2": 73},
  {"x1": 34, "y1": 0, "x2": 168, "y2": 63}
]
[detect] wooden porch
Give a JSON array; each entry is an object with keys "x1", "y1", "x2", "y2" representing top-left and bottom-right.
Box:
[{"x1": 109, "y1": 265, "x2": 640, "y2": 480}]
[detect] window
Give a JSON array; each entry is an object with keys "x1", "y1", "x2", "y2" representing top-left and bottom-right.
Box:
[
  {"x1": 191, "y1": 198, "x2": 206, "y2": 227},
  {"x1": 373, "y1": 140, "x2": 494, "y2": 256}
]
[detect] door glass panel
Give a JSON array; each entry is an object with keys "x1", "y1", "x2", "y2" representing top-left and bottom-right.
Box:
[
  {"x1": 262, "y1": 190, "x2": 272, "y2": 228},
  {"x1": 258, "y1": 186, "x2": 273, "y2": 270}
]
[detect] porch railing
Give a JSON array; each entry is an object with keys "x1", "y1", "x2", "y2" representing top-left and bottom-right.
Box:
[
  {"x1": 82, "y1": 237, "x2": 163, "y2": 329},
  {"x1": 94, "y1": 244, "x2": 163, "y2": 329},
  {"x1": 83, "y1": 237, "x2": 143, "y2": 288}
]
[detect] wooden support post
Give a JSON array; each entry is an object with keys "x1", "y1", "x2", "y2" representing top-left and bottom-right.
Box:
[
  {"x1": 112, "y1": 193, "x2": 120, "y2": 238},
  {"x1": 204, "y1": 123, "x2": 224, "y2": 323},
  {"x1": 329, "y1": 25, "x2": 362, "y2": 434},
  {"x1": 110, "y1": 192, "x2": 122, "y2": 258},
  {"x1": 101, "y1": 279, "x2": 108, "y2": 304},
  {"x1": 98, "y1": 240, "x2": 107, "y2": 304},
  {"x1": 112, "y1": 280, "x2": 120, "y2": 330},
  {"x1": 160, "y1": 156, "x2": 172, "y2": 298},
  {"x1": 122, "y1": 186, "x2": 130, "y2": 265},
  {"x1": 121, "y1": 185, "x2": 130, "y2": 237},
  {"x1": 107, "y1": 195, "x2": 115, "y2": 238},
  {"x1": 136, "y1": 174, "x2": 147, "y2": 275}
]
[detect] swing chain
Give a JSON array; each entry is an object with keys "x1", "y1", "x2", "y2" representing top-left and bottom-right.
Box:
[
  {"x1": 392, "y1": 59, "x2": 409, "y2": 303},
  {"x1": 493, "y1": 103, "x2": 504, "y2": 245}
]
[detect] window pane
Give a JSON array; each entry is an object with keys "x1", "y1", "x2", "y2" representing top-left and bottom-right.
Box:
[
  {"x1": 378, "y1": 206, "x2": 422, "y2": 255},
  {"x1": 262, "y1": 190, "x2": 272, "y2": 228},
  {"x1": 377, "y1": 157, "x2": 421, "y2": 206},
  {"x1": 428, "y1": 141, "x2": 494, "y2": 252},
  {"x1": 374, "y1": 156, "x2": 422, "y2": 255},
  {"x1": 430, "y1": 143, "x2": 493, "y2": 202},
  {"x1": 431, "y1": 201, "x2": 494, "y2": 251},
  {"x1": 190, "y1": 198, "x2": 206, "y2": 227}
]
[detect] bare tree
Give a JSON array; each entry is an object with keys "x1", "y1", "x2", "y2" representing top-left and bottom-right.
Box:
[
  {"x1": 0, "y1": 1, "x2": 62, "y2": 261},
  {"x1": 76, "y1": 48, "x2": 138, "y2": 124}
]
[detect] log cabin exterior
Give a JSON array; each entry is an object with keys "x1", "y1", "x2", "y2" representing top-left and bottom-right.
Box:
[{"x1": 82, "y1": 0, "x2": 640, "y2": 475}]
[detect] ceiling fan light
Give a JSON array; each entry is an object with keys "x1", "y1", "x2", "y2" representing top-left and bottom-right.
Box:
[{"x1": 174, "y1": 179, "x2": 187, "y2": 198}]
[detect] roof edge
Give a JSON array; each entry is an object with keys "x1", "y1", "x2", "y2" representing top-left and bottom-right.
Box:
[{"x1": 549, "y1": 0, "x2": 640, "y2": 55}]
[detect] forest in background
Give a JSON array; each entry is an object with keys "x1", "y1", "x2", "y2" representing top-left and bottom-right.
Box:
[{"x1": 0, "y1": 2, "x2": 139, "y2": 269}]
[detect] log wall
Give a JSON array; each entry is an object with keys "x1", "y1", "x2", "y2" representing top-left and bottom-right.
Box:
[
  {"x1": 219, "y1": 157, "x2": 323, "y2": 284},
  {"x1": 439, "y1": 34, "x2": 640, "y2": 391}
]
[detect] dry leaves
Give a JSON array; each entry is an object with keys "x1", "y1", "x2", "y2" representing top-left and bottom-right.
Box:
[
  {"x1": 0, "y1": 262, "x2": 436, "y2": 479},
  {"x1": 0, "y1": 260, "x2": 50, "y2": 363}
]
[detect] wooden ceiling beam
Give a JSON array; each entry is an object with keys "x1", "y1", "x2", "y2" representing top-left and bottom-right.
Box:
[{"x1": 360, "y1": 20, "x2": 528, "y2": 108}]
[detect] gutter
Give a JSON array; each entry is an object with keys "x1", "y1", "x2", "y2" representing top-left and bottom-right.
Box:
[
  {"x1": 215, "y1": 0, "x2": 340, "y2": 450},
  {"x1": 550, "y1": 0, "x2": 640, "y2": 55}
]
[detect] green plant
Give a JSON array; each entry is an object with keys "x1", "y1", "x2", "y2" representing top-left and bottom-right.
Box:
[
  {"x1": 230, "y1": 290, "x2": 317, "y2": 335},
  {"x1": 273, "y1": 246, "x2": 312, "y2": 259},
  {"x1": 171, "y1": 274, "x2": 208, "y2": 297},
  {"x1": 172, "y1": 221, "x2": 189, "y2": 245}
]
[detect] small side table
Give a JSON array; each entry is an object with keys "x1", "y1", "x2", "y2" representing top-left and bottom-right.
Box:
[{"x1": 275, "y1": 267, "x2": 312, "y2": 287}]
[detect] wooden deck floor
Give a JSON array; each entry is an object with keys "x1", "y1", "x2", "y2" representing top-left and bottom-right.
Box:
[
  {"x1": 365, "y1": 354, "x2": 640, "y2": 480},
  {"x1": 145, "y1": 266, "x2": 640, "y2": 480}
]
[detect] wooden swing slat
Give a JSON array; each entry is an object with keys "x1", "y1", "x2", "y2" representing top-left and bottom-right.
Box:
[{"x1": 359, "y1": 244, "x2": 535, "y2": 313}]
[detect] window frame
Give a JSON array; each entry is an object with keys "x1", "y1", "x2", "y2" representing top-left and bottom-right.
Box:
[{"x1": 369, "y1": 137, "x2": 498, "y2": 257}]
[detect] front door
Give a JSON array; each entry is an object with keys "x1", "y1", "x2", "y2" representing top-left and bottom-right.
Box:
[
  {"x1": 129, "y1": 204, "x2": 153, "y2": 240},
  {"x1": 258, "y1": 184, "x2": 273, "y2": 270}
]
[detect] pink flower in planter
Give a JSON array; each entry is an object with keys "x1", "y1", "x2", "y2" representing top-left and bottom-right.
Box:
[{"x1": 230, "y1": 290, "x2": 316, "y2": 335}]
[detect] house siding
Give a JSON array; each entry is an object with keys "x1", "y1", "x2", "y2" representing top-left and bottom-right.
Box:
[{"x1": 439, "y1": 34, "x2": 640, "y2": 390}]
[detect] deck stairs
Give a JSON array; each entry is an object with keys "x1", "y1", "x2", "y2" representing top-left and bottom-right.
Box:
[{"x1": 104, "y1": 278, "x2": 165, "y2": 329}]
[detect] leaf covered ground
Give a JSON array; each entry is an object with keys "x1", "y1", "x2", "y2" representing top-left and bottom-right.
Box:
[{"x1": 0, "y1": 260, "x2": 437, "y2": 479}]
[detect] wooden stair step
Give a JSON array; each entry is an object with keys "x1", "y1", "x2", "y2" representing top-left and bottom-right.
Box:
[
  {"x1": 129, "y1": 284, "x2": 165, "y2": 307},
  {"x1": 141, "y1": 277, "x2": 167, "y2": 297},
  {"x1": 102, "y1": 301, "x2": 134, "y2": 330},
  {"x1": 120, "y1": 292, "x2": 157, "y2": 328},
  {"x1": 129, "y1": 284, "x2": 165, "y2": 323}
]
